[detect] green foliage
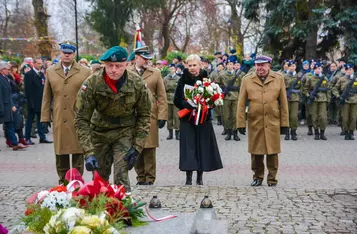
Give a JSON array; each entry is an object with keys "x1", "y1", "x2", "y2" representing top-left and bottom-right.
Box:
[
  {"x1": 164, "y1": 51, "x2": 188, "y2": 64},
  {"x1": 80, "y1": 54, "x2": 98, "y2": 62},
  {"x1": 2, "y1": 55, "x2": 22, "y2": 64},
  {"x1": 21, "y1": 205, "x2": 53, "y2": 233}
]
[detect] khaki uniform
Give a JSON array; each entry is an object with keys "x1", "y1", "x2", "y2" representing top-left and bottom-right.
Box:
[
  {"x1": 41, "y1": 62, "x2": 91, "y2": 183},
  {"x1": 163, "y1": 73, "x2": 180, "y2": 130},
  {"x1": 217, "y1": 70, "x2": 242, "y2": 130},
  {"x1": 284, "y1": 72, "x2": 301, "y2": 130},
  {"x1": 303, "y1": 73, "x2": 330, "y2": 130},
  {"x1": 209, "y1": 70, "x2": 223, "y2": 119},
  {"x1": 236, "y1": 71, "x2": 289, "y2": 185},
  {"x1": 300, "y1": 71, "x2": 313, "y2": 126},
  {"x1": 128, "y1": 66, "x2": 168, "y2": 184},
  {"x1": 74, "y1": 68, "x2": 152, "y2": 191},
  {"x1": 329, "y1": 72, "x2": 345, "y2": 125},
  {"x1": 332, "y1": 75, "x2": 357, "y2": 131}
]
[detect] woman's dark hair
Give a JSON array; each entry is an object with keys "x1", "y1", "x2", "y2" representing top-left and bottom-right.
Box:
[{"x1": 10, "y1": 61, "x2": 18, "y2": 70}]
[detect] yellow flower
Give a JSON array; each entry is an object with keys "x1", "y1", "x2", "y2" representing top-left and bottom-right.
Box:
[
  {"x1": 80, "y1": 215, "x2": 104, "y2": 228},
  {"x1": 69, "y1": 226, "x2": 92, "y2": 234}
]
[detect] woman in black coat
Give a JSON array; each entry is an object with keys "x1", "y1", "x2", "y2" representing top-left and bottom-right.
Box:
[{"x1": 174, "y1": 54, "x2": 223, "y2": 185}]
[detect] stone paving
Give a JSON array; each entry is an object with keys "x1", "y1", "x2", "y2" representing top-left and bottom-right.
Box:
[{"x1": 0, "y1": 123, "x2": 357, "y2": 233}]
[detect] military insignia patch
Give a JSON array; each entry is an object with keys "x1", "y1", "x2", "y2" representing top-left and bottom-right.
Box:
[
  {"x1": 354, "y1": 82, "x2": 357, "y2": 86},
  {"x1": 322, "y1": 80, "x2": 327, "y2": 84},
  {"x1": 81, "y1": 85, "x2": 87, "y2": 91},
  {"x1": 111, "y1": 54, "x2": 117, "y2": 62}
]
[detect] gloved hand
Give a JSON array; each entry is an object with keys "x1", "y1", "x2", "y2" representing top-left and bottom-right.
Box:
[
  {"x1": 280, "y1": 127, "x2": 289, "y2": 135},
  {"x1": 158, "y1": 120, "x2": 166, "y2": 129},
  {"x1": 340, "y1": 99, "x2": 345, "y2": 105},
  {"x1": 182, "y1": 101, "x2": 195, "y2": 110},
  {"x1": 124, "y1": 147, "x2": 140, "y2": 170},
  {"x1": 238, "y1": 128, "x2": 246, "y2": 135},
  {"x1": 85, "y1": 155, "x2": 99, "y2": 171}
]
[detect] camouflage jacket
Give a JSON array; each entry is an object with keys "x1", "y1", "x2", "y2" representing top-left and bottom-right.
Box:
[
  {"x1": 75, "y1": 68, "x2": 152, "y2": 156},
  {"x1": 284, "y1": 72, "x2": 301, "y2": 102},
  {"x1": 163, "y1": 73, "x2": 180, "y2": 104},
  {"x1": 303, "y1": 73, "x2": 330, "y2": 103},
  {"x1": 332, "y1": 75, "x2": 357, "y2": 104},
  {"x1": 216, "y1": 70, "x2": 243, "y2": 100}
]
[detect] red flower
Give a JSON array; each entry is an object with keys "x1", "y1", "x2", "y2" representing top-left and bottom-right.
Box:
[
  {"x1": 203, "y1": 82, "x2": 210, "y2": 87},
  {"x1": 25, "y1": 208, "x2": 34, "y2": 216},
  {"x1": 211, "y1": 93, "x2": 220, "y2": 102},
  {"x1": 105, "y1": 198, "x2": 129, "y2": 220},
  {"x1": 50, "y1": 185, "x2": 67, "y2": 193}
]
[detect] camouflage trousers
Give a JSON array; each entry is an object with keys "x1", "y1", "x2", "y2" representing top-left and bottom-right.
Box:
[
  {"x1": 92, "y1": 128, "x2": 133, "y2": 192},
  {"x1": 309, "y1": 102, "x2": 328, "y2": 130},
  {"x1": 288, "y1": 101, "x2": 299, "y2": 130},
  {"x1": 222, "y1": 99, "x2": 237, "y2": 130},
  {"x1": 341, "y1": 103, "x2": 357, "y2": 131},
  {"x1": 167, "y1": 104, "x2": 180, "y2": 130}
]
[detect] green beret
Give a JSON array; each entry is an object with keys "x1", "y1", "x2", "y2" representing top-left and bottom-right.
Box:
[
  {"x1": 127, "y1": 52, "x2": 135, "y2": 62},
  {"x1": 100, "y1": 46, "x2": 128, "y2": 62}
]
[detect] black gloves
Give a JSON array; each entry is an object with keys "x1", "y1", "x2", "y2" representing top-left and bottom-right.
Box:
[
  {"x1": 158, "y1": 120, "x2": 166, "y2": 129},
  {"x1": 182, "y1": 101, "x2": 195, "y2": 110},
  {"x1": 238, "y1": 128, "x2": 246, "y2": 135},
  {"x1": 124, "y1": 147, "x2": 140, "y2": 170},
  {"x1": 85, "y1": 155, "x2": 99, "y2": 171},
  {"x1": 280, "y1": 127, "x2": 289, "y2": 135}
]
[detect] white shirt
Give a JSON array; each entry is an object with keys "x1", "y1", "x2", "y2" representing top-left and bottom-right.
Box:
[
  {"x1": 62, "y1": 64, "x2": 72, "y2": 75},
  {"x1": 33, "y1": 68, "x2": 41, "y2": 75}
]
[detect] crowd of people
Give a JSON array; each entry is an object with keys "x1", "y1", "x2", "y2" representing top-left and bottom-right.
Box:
[{"x1": 1, "y1": 41, "x2": 355, "y2": 189}]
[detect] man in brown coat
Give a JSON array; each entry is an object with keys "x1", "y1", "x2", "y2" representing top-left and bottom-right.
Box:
[
  {"x1": 41, "y1": 42, "x2": 91, "y2": 184},
  {"x1": 129, "y1": 46, "x2": 168, "y2": 185},
  {"x1": 236, "y1": 54, "x2": 289, "y2": 187}
]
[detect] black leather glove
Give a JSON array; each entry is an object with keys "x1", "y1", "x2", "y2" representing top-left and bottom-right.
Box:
[
  {"x1": 280, "y1": 127, "x2": 289, "y2": 135},
  {"x1": 85, "y1": 155, "x2": 99, "y2": 171},
  {"x1": 238, "y1": 128, "x2": 246, "y2": 135},
  {"x1": 124, "y1": 147, "x2": 140, "y2": 170},
  {"x1": 182, "y1": 101, "x2": 195, "y2": 110},
  {"x1": 158, "y1": 120, "x2": 166, "y2": 129}
]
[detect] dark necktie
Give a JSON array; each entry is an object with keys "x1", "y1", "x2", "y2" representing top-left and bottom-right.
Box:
[{"x1": 65, "y1": 68, "x2": 70, "y2": 76}]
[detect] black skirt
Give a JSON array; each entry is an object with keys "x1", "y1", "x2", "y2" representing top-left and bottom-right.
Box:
[{"x1": 179, "y1": 119, "x2": 223, "y2": 172}]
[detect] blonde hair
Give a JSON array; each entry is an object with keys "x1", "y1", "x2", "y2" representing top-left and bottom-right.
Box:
[{"x1": 185, "y1": 54, "x2": 201, "y2": 63}]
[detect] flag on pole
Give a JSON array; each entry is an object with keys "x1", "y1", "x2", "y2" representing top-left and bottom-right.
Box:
[{"x1": 133, "y1": 25, "x2": 143, "y2": 50}]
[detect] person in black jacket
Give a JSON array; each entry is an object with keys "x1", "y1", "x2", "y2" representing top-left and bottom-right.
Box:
[
  {"x1": 174, "y1": 54, "x2": 223, "y2": 186},
  {"x1": 0, "y1": 62, "x2": 26, "y2": 150},
  {"x1": 24, "y1": 58, "x2": 52, "y2": 144}
]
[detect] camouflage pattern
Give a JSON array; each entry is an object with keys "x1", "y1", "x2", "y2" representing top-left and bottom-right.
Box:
[
  {"x1": 284, "y1": 72, "x2": 301, "y2": 102},
  {"x1": 332, "y1": 75, "x2": 357, "y2": 104},
  {"x1": 163, "y1": 73, "x2": 180, "y2": 130},
  {"x1": 303, "y1": 73, "x2": 331, "y2": 103},
  {"x1": 74, "y1": 68, "x2": 152, "y2": 189}
]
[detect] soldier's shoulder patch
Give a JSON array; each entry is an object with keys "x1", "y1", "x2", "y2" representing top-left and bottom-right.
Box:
[
  {"x1": 81, "y1": 84, "x2": 87, "y2": 91},
  {"x1": 322, "y1": 80, "x2": 327, "y2": 84}
]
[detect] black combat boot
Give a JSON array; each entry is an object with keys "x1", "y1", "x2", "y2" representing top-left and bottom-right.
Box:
[
  {"x1": 225, "y1": 129, "x2": 232, "y2": 140},
  {"x1": 314, "y1": 129, "x2": 320, "y2": 140},
  {"x1": 284, "y1": 129, "x2": 290, "y2": 140},
  {"x1": 175, "y1": 130, "x2": 180, "y2": 140},
  {"x1": 307, "y1": 125, "x2": 313, "y2": 135},
  {"x1": 233, "y1": 130, "x2": 240, "y2": 141},
  {"x1": 340, "y1": 127, "x2": 345, "y2": 135},
  {"x1": 221, "y1": 128, "x2": 227, "y2": 135},
  {"x1": 291, "y1": 129, "x2": 298, "y2": 141},
  {"x1": 350, "y1": 130, "x2": 355, "y2": 140},
  {"x1": 344, "y1": 130, "x2": 350, "y2": 140},
  {"x1": 185, "y1": 171, "x2": 193, "y2": 185},
  {"x1": 217, "y1": 116, "x2": 222, "y2": 125},
  {"x1": 320, "y1": 129, "x2": 327, "y2": 140},
  {"x1": 166, "y1": 129, "x2": 173, "y2": 140},
  {"x1": 196, "y1": 171, "x2": 203, "y2": 185}
]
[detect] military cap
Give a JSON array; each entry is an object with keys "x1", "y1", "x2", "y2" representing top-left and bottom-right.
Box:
[
  {"x1": 217, "y1": 62, "x2": 224, "y2": 67},
  {"x1": 227, "y1": 59, "x2": 236, "y2": 64},
  {"x1": 230, "y1": 49, "x2": 236, "y2": 54},
  {"x1": 134, "y1": 46, "x2": 153, "y2": 60},
  {"x1": 223, "y1": 53, "x2": 229, "y2": 57},
  {"x1": 255, "y1": 53, "x2": 273, "y2": 64},
  {"x1": 127, "y1": 52, "x2": 135, "y2": 62},
  {"x1": 313, "y1": 62, "x2": 322, "y2": 69},
  {"x1": 250, "y1": 53, "x2": 256, "y2": 59},
  {"x1": 234, "y1": 60, "x2": 240, "y2": 64},
  {"x1": 176, "y1": 64, "x2": 185, "y2": 70},
  {"x1": 303, "y1": 60, "x2": 310, "y2": 66},
  {"x1": 344, "y1": 63, "x2": 354, "y2": 70},
  {"x1": 100, "y1": 46, "x2": 128, "y2": 62},
  {"x1": 90, "y1": 60, "x2": 101, "y2": 65},
  {"x1": 175, "y1": 55, "x2": 182, "y2": 61},
  {"x1": 168, "y1": 63, "x2": 176, "y2": 68},
  {"x1": 288, "y1": 60, "x2": 296, "y2": 67},
  {"x1": 59, "y1": 41, "x2": 76, "y2": 53},
  {"x1": 214, "y1": 51, "x2": 222, "y2": 56}
]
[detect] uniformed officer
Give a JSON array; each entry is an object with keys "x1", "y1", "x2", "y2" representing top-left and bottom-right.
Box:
[
  {"x1": 129, "y1": 46, "x2": 168, "y2": 186},
  {"x1": 74, "y1": 46, "x2": 152, "y2": 191},
  {"x1": 163, "y1": 64, "x2": 180, "y2": 140},
  {"x1": 332, "y1": 64, "x2": 357, "y2": 140},
  {"x1": 217, "y1": 59, "x2": 243, "y2": 141},
  {"x1": 284, "y1": 60, "x2": 301, "y2": 141},
  {"x1": 209, "y1": 62, "x2": 225, "y2": 126},
  {"x1": 297, "y1": 60, "x2": 310, "y2": 127},
  {"x1": 278, "y1": 59, "x2": 289, "y2": 74},
  {"x1": 303, "y1": 62, "x2": 330, "y2": 140}
]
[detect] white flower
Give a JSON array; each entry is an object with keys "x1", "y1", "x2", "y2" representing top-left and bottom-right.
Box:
[
  {"x1": 103, "y1": 227, "x2": 120, "y2": 234},
  {"x1": 198, "y1": 87, "x2": 204, "y2": 93},
  {"x1": 206, "y1": 85, "x2": 214, "y2": 95},
  {"x1": 211, "y1": 83, "x2": 217, "y2": 89},
  {"x1": 196, "y1": 80, "x2": 202, "y2": 86},
  {"x1": 37, "y1": 190, "x2": 49, "y2": 202},
  {"x1": 62, "y1": 208, "x2": 85, "y2": 228},
  {"x1": 214, "y1": 98, "x2": 224, "y2": 106}
]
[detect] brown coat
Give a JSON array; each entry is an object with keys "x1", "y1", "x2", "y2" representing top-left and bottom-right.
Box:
[
  {"x1": 129, "y1": 66, "x2": 168, "y2": 148},
  {"x1": 41, "y1": 61, "x2": 91, "y2": 155},
  {"x1": 236, "y1": 70, "x2": 289, "y2": 155}
]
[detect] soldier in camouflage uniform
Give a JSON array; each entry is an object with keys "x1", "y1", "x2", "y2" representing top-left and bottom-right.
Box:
[
  {"x1": 209, "y1": 63, "x2": 225, "y2": 126},
  {"x1": 303, "y1": 63, "x2": 330, "y2": 140},
  {"x1": 284, "y1": 61, "x2": 301, "y2": 141},
  {"x1": 217, "y1": 59, "x2": 243, "y2": 141},
  {"x1": 163, "y1": 64, "x2": 180, "y2": 140},
  {"x1": 332, "y1": 64, "x2": 357, "y2": 140},
  {"x1": 74, "y1": 46, "x2": 152, "y2": 191}
]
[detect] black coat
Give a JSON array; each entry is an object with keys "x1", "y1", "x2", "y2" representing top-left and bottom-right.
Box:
[
  {"x1": 24, "y1": 68, "x2": 45, "y2": 113},
  {"x1": 0, "y1": 74, "x2": 14, "y2": 123},
  {"x1": 174, "y1": 69, "x2": 223, "y2": 172}
]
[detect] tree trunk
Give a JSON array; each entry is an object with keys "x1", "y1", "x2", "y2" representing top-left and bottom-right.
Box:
[
  {"x1": 228, "y1": 1, "x2": 244, "y2": 53},
  {"x1": 304, "y1": 0, "x2": 318, "y2": 60},
  {"x1": 0, "y1": 0, "x2": 11, "y2": 50},
  {"x1": 160, "y1": 19, "x2": 170, "y2": 58},
  {"x1": 32, "y1": 0, "x2": 51, "y2": 57}
]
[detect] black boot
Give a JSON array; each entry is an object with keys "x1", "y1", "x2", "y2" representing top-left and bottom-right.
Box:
[
  {"x1": 225, "y1": 129, "x2": 232, "y2": 140},
  {"x1": 185, "y1": 171, "x2": 193, "y2": 185},
  {"x1": 284, "y1": 129, "x2": 290, "y2": 140},
  {"x1": 291, "y1": 129, "x2": 298, "y2": 141},
  {"x1": 340, "y1": 127, "x2": 345, "y2": 135},
  {"x1": 345, "y1": 131, "x2": 350, "y2": 140},
  {"x1": 166, "y1": 129, "x2": 173, "y2": 140},
  {"x1": 221, "y1": 128, "x2": 227, "y2": 135},
  {"x1": 196, "y1": 171, "x2": 203, "y2": 185},
  {"x1": 320, "y1": 129, "x2": 327, "y2": 140},
  {"x1": 217, "y1": 116, "x2": 222, "y2": 125},
  {"x1": 350, "y1": 130, "x2": 355, "y2": 140},
  {"x1": 233, "y1": 130, "x2": 240, "y2": 141},
  {"x1": 314, "y1": 129, "x2": 320, "y2": 140},
  {"x1": 175, "y1": 130, "x2": 180, "y2": 140},
  {"x1": 307, "y1": 125, "x2": 313, "y2": 135}
]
